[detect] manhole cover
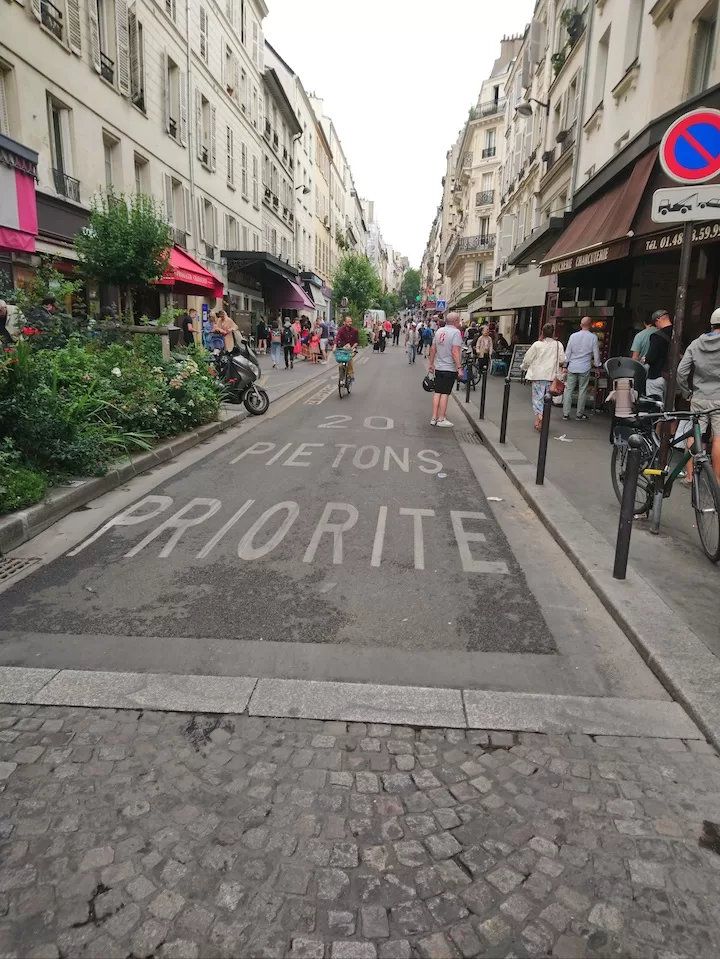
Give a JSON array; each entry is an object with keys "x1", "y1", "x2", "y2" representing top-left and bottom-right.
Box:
[
  {"x1": 455, "y1": 431, "x2": 482, "y2": 445},
  {"x1": 0, "y1": 557, "x2": 40, "y2": 583}
]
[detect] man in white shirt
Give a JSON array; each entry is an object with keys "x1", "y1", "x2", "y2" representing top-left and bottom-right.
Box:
[
  {"x1": 429, "y1": 313, "x2": 463, "y2": 427},
  {"x1": 562, "y1": 316, "x2": 600, "y2": 420}
]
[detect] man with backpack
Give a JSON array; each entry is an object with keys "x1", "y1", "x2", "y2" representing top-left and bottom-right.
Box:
[{"x1": 282, "y1": 319, "x2": 297, "y2": 369}]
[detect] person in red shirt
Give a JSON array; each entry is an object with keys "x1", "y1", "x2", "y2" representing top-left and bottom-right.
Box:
[{"x1": 335, "y1": 316, "x2": 359, "y2": 379}]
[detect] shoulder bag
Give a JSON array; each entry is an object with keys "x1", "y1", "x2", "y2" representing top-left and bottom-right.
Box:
[{"x1": 549, "y1": 341, "x2": 565, "y2": 396}]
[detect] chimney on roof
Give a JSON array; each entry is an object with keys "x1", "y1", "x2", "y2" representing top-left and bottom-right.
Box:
[{"x1": 498, "y1": 32, "x2": 525, "y2": 69}]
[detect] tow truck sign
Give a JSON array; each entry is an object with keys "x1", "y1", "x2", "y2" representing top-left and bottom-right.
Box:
[{"x1": 651, "y1": 185, "x2": 720, "y2": 224}]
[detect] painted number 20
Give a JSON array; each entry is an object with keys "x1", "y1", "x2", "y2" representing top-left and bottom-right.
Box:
[{"x1": 317, "y1": 416, "x2": 394, "y2": 430}]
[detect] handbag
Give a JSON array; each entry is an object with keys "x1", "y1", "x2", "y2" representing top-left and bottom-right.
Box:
[{"x1": 549, "y1": 341, "x2": 565, "y2": 396}]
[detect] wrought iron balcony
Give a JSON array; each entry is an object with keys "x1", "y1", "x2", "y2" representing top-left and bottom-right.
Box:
[
  {"x1": 52, "y1": 168, "x2": 80, "y2": 202},
  {"x1": 478, "y1": 98, "x2": 506, "y2": 118},
  {"x1": 41, "y1": 0, "x2": 63, "y2": 40},
  {"x1": 100, "y1": 52, "x2": 114, "y2": 84},
  {"x1": 446, "y1": 233, "x2": 495, "y2": 270},
  {"x1": 481, "y1": 147, "x2": 497, "y2": 159},
  {"x1": 475, "y1": 190, "x2": 494, "y2": 206}
]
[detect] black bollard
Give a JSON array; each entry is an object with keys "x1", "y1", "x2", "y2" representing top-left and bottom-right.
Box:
[
  {"x1": 465, "y1": 364, "x2": 471, "y2": 404},
  {"x1": 535, "y1": 393, "x2": 553, "y2": 485},
  {"x1": 479, "y1": 367, "x2": 488, "y2": 420},
  {"x1": 613, "y1": 435, "x2": 643, "y2": 580},
  {"x1": 499, "y1": 377, "x2": 511, "y2": 444}
]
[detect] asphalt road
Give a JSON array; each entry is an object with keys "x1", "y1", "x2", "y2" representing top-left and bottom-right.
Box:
[{"x1": 0, "y1": 346, "x2": 670, "y2": 701}]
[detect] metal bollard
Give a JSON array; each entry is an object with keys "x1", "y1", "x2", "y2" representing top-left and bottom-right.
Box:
[
  {"x1": 499, "y1": 377, "x2": 511, "y2": 444},
  {"x1": 465, "y1": 364, "x2": 471, "y2": 404},
  {"x1": 535, "y1": 393, "x2": 553, "y2": 485},
  {"x1": 613, "y1": 435, "x2": 643, "y2": 580},
  {"x1": 479, "y1": 367, "x2": 488, "y2": 420}
]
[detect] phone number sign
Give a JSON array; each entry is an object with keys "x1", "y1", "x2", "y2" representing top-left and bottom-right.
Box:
[{"x1": 634, "y1": 221, "x2": 720, "y2": 254}]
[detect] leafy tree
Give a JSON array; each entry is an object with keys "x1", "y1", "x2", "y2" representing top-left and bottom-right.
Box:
[
  {"x1": 331, "y1": 253, "x2": 381, "y2": 325},
  {"x1": 75, "y1": 188, "x2": 172, "y2": 320},
  {"x1": 375, "y1": 291, "x2": 400, "y2": 317},
  {"x1": 399, "y1": 268, "x2": 421, "y2": 307}
]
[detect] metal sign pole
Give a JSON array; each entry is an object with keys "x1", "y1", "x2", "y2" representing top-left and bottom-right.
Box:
[{"x1": 651, "y1": 219, "x2": 693, "y2": 534}]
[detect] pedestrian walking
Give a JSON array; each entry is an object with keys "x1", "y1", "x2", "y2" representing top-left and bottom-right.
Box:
[
  {"x1": 319, "y1": 316, "x2": 329, "y2": 363},
  {"x1": 310, "y1": 323, "x2": 321, "y2": 363},
  {"x1": 270, "y1": 322, "x2": 283, "y2": 368},
  {"x1": 181, "y1": 307, "x2": 198, "y2": 347},
  {"x1": 677, "y1": 307, "x2": 720, "y2": 483},
  {"x1": 429, "y1": 312, "x2": 463, "y2": 427},
  {"x1": 562, "y1": 316, "x2": 600, "y2": 420},
  {"x1": 392, "y1": 319, "x2": 401, "y2": 346},
  {"x1": 256, "y1": 316, "x2": 268, "y2": 354},
  {"x1": 405, "y1": 323, "x2": 418, "y2": 363},
  {"x1": 282, "y1": 319, "x2": 296, "y2": 369},
  {"x1": 630, "y1": 314, "x2": 656, "y2": 367},
  {"x1": 475, "y1": 325, "x2": 493, "y2": 375},
  {"x1": 521, "y1": 323, "x2": 567, "y2": 431},
  {"x1": 645, "y1": 309, "x2": 673, "y2": 402}
]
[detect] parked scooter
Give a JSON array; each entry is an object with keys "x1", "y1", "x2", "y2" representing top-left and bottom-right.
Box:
[{"x1": 211, "y1": 334, "x2": 269, "y2": 415}]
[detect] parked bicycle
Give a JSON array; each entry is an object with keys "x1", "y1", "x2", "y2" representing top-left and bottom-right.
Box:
[{"x1": 611, "y1": 407, "x2": 720, "y2": 562}]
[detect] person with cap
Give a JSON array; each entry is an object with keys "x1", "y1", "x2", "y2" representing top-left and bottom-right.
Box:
[
  {"x1": 645, "y1": 309, "x2": 674, "y2": 402},
  {"x1": 676, "y1": 307, "x2": 720, "y2": 484},
  {"x1": 630, "y1": 314, "x2": 657, "y2": 367}
]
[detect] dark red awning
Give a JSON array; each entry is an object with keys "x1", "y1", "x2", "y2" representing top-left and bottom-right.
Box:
[{"x1": 154, "y1": 245, "x2": 224, "y2": 297}]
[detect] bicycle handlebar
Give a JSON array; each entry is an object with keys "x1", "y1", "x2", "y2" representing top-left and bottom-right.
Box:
[{"x1": 635, "y1": 407, "x2": 720, "y2": 422}]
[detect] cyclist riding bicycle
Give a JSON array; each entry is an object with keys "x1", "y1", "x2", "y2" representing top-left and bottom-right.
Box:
[{"x1": 335, "y1": 316, "x2": 359, "y2": 379}]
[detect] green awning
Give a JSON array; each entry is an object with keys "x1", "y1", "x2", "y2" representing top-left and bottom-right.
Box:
[{"x1": 454, "y1": 285, "x2": 485, "y2": 309}]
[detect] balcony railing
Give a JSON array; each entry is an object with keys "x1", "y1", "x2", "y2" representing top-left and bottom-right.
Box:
[
  {"x1": 41, "y1": 0, "x2": 63, "y2": 40},
  {"x1": 478, "y1": 98, "x2": 505, "y2": 118},
  {"x1": 204, "y1": 242, "x2": 215, "y2": 259},
  {"x1": 173, "y1": 227, "x2": 187, "y2": 248},
  {"x1": 168, "y1": 117, "x2": 177, "y2": 139},
  {"x1": 481, "y1": 147, "x2": 497, "y2": 159},
  {"x1": 447, "y1": 233, "x2": 495, "y2": 269},
  {"x1": 475, "y1": 190, "x2": 494, "y2": 206},
  {"x1": 52, "y1": 168, "x2": 80, "y2": 202},
  {"x1": 100, "y1": 52, "x2": 114, "y2": 84}
]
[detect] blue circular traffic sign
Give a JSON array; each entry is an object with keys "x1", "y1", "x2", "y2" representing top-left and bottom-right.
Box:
[{"x1": 660, "y1": 108, "x2": 720, "y2": 184}]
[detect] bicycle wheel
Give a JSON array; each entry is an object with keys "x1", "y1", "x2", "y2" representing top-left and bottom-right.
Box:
[
  {"x1": 693, "y1": 463, "x2": 720, "y2": 562},
  {"x1": 338, "y1": 371, "x2": 345, "y2": 399},
  {"x1": 610, "y1": 445, "x2": 652, "y2": 516}
]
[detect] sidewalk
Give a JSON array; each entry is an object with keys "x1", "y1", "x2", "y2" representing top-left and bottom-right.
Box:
[
  {"x1": 461, "y1": 374, "x2": 719, "y2": 661},
  {"x1": 1, "y1": 703, "x2": 719, "y2": 959}
]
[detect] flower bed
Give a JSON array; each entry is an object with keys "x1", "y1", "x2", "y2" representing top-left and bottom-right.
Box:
[{"x1": 0, "y1": 335, "x2": 222, "y2": 515}]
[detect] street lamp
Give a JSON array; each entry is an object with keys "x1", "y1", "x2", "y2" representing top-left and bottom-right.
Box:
[
  {"x1": 515, "y1": 98, "x2": 550, "y2": 117},
  {"x1": 295, "y1": 185, "x2": 311, "y2": 195}
]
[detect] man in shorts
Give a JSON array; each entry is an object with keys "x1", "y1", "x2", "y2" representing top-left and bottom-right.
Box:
[
  {"x1": 677, "y1": 307, "x2": 720, "y2": 483},
  {"x1": 428, "y1": 312, "x2": 463, "y2": 427}
]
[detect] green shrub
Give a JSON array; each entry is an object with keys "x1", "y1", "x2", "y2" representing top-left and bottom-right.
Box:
[
  {"x1": 0, "y1": 441, "x2": 47, "y2": 514},
  {"x1": 358, "y1": 329, "x2": 369, "y2": 348}
]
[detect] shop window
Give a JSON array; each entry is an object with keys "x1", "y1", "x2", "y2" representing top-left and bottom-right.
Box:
[{"x1": 688, "y1": 1, "x2": 717, "y2": 96}]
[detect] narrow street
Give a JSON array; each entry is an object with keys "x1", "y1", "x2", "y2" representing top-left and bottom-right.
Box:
[{"x1": 0, "y1": 347, "x2": 719, "y2": 959}]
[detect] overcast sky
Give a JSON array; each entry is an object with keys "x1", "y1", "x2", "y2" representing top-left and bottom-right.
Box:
[{"x1": 264, "y1": 0, "x2": 535, "y2": 268}]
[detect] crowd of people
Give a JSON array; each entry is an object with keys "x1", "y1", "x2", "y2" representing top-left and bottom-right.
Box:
[{"x1": 254, "y1": 315, "x2": 337, "y2": 369}]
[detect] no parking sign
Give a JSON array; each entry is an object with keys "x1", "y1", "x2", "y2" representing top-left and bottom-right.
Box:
[{"x1": 659, "y1": 108, "x2": 720, "y2": 184}]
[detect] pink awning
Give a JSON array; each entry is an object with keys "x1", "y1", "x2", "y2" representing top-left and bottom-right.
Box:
[
  {"x1": 155, "y1": 245, "x2": 224, "y2": 297},
  {"x1": 0, "y1": 165, "x2": 38, "y2": 253},
  {"x1": 265, "y1": 276, "x2": 315, "y2": 311}
]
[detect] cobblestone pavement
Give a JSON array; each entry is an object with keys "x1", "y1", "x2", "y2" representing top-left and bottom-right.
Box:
[{"x1": 0, "y1": 705, "x2": 719, "y2": 959}]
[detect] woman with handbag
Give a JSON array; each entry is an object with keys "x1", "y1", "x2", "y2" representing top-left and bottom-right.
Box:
[{"x1": 521, "y1": 323, "x2": 566, "y2": 431}]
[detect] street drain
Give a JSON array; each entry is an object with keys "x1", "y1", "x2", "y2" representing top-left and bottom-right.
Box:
[
  {"x1": 455, "y1": 431, "x2": 482, "y2": 445},
  {"x1": 0, "y1": 556, "x2": 40, "y2": 583}
]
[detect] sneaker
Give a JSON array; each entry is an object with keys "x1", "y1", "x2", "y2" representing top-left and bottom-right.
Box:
[
  {"x1": 436, "y1": 418, "x2": 454, "y2": 428},
  {"x1": 562, "y1": 414, "x2": 569, "y2": 420},
  {"x1": 575, "y1": 414, "x2": 588, "y2": 420},
  {"x1": 430, "y1": 418, "x2": 438, "y2": 426}
]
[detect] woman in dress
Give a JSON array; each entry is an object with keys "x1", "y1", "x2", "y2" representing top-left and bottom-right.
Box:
[
  {"x1": 310, "y1": 323, "x2": 321, "y2": 363},
  {"x1": 521, "y1": 323, "x2": 566, "y2": 431},
  {"x1": 475, "y1": 326, "x2": 494, "y2": 375}
]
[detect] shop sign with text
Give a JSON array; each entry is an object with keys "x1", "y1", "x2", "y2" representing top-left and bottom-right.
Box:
[
  {"x1": 540, "y1": 241, "x2": 629, "y2": 276},
  {"x1": 632, "y1": 221, "x2": 720, "y2": 255}
]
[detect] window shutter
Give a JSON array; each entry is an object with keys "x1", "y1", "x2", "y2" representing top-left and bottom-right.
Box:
[
  {"x1": 0, "y1": 73, "x2": 9, "y2": 137},
  {"x1": 30, "y1": 0, "x2": 41, "y2": 22},
  {"x1": 179, "y1": 70, "x2": 187, "y2": 145},
  {"x1": 129, "y1": 9, "x2": 139, "y2": 95},
  {"x1": 162, "y1": 50, "x2": 170, "y2": 133},
  {"x1": 242, "y1": 224, "x2": 248, "y2": 248},
  {"x1": 116, "y1": 0, "x2": 131, "y2": 95},
  {"x1": 252, "y1": 153, "x2": 258, "y2": 205},
  {"x1": 523, "y1": 117, "x2": 532, "y2": 158},
  {"x1": 199, "y1": 7, "x2": 207, "y2": 61},
  {"x1": 164, "y1": 174, "x2": 174, "y2": 223},
  {"x1": 195, "y1": 88, "x2": 203, "y2": 160},
  {"x1": 241, "y1": 141, "x2": 247, "y2": 195},
  {"x1": 212, "y1": 205, "x2": 219, "y2": 248},
  {"x1": 67, "y1": 0, "x2": 82, "y2": 54},
  {"x1": 227, "y1": 126, "x2": 234, "y2": 185},
  {"x1": 88, "y1": 0, "x2": 102, "y2": 74},
  {"x1": 224, "y1": 213, "x2": 229, "y2": 248},
  {"x1": 197, "y1": 197, "x2": 206, "y2": 241},
  {"x1": 220, "y1": 42, "x2": 226, "y2": 88},
  {"x1": 252, "y1": 20, "x2": 258, "y2": 66},
  {"x1": 258, "y1": 27, "x2": 264, "y2": 71},
  {"x1": 183, "y1": 187, "x2": 191, "y2": 234},
  {"x1": 560, "y1": 91, "x2": 568, "y2": 131},
  {"x1": 233, "y1": 56, "x2": 239, "y2": 102},
  {"x1": 210, "y1": 104, "x2": 217, "y2": 170}
]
